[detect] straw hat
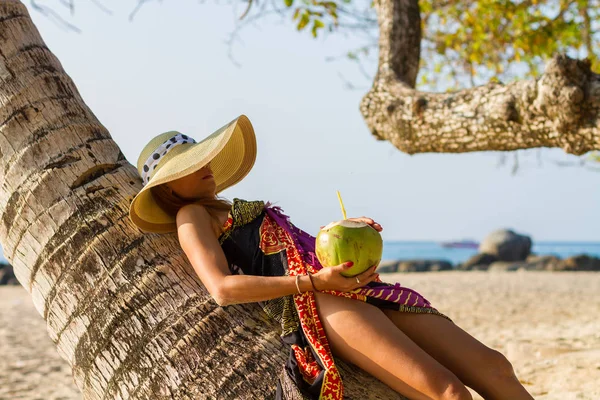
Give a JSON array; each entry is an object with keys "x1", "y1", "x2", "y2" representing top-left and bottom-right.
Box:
[{"x1": 128, "y1": 114, "x2": 256, "y2": 233}]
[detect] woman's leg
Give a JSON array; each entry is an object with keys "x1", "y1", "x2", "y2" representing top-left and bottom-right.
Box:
[
  {"x1": 313, "y1": 291, "x2": 473, "y2": 400},
  {"x1": 381, "y1": 310, "x2": 534, "y2": 400}
]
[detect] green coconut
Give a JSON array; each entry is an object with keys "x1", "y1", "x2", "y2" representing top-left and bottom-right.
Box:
[{"x1": 315, "y1": 219, "x2": 383, "y2": 277}]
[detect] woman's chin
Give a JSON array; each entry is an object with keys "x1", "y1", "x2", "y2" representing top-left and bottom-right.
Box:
[
  {"x1": 178, "y1": 190, "x2": 215, "y2": 201},
  {"x1": 200, "y1": 189, "x2": 217, "y2": 199},
  {"x1": 192, "y1": 182, "x2": 216, "y2": 198}
]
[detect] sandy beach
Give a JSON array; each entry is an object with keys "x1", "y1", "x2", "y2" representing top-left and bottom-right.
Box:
[{"x1": 1, "y1": 271, "x2": 599, "y2": 400}]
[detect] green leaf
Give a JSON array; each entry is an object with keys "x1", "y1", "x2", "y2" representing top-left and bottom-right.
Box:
[
  {"x1": 284, "y1": 0, "x2": 294, "y2": 7},
  {"x1": 311, "y1": 19, "x2": 325, "y2": 37},
  {"x1": 297, "y1": 13, "x2": 310, "y2": 30},
  {"x1": 588, "y1": 151, "x2": 600, "y2": 163},
  {"x1": 292, "y1": 7, "x2": 301, "y2": 20}
]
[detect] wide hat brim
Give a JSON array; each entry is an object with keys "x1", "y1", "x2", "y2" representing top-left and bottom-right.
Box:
[{"x1": 128, "y1": 114, "x2": 256, "y2": 234}]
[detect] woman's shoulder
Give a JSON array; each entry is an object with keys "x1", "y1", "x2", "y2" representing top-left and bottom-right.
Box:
[{"x1": 176, "y1": 202, "x2": 210, "y2": 223}]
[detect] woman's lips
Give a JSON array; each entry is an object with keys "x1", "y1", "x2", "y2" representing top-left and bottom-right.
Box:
[{"x1": 202, "y1": 174, "x2": 214, "y2": 180}]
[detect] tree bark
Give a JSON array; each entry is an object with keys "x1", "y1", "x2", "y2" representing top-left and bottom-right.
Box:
[
  {"x1": 0, "y1": 1, "x2": 405, "y2": 398},
  {"x1": 361, "y1": 0, "x2": 600, "y2": 155}
]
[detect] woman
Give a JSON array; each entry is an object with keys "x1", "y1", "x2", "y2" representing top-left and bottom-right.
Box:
[{"x1": 128, "y1": 115, "x2": 533, "y2": 400}]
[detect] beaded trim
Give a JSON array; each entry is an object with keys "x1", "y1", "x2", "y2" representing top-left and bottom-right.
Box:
[{"x1": 218, "y1": 198, "x2": 265, "y2": 244}]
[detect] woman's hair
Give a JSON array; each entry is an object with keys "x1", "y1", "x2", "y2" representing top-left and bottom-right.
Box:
[{"x1": 150, "y1": 183, "x2": 232, "y2": 236}]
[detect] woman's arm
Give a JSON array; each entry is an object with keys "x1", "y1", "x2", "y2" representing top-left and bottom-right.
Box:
[
  {"x1": 176, "y1": 204, "x2": 313, "y2": 306},
  {"x1": 216, "y1": 274, "x2": 314, "y2": 306}
]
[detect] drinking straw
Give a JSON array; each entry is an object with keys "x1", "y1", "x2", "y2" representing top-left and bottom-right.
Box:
[{"x1": 336, "y1": 190, "x2": 347, "y2": 220}]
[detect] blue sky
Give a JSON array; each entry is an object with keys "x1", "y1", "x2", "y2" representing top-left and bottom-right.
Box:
[{"x1": 1, "y1": 0, "x2": 598, "y2": 266}]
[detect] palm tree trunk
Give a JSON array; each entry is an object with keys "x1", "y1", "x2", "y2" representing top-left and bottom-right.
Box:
[{"x1": 0, "y1": 0, "x2": 404, "y2": 398}]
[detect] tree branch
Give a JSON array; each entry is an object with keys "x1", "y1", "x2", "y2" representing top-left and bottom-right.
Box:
[
  {"x1": 361, "y1": 0, "x2": 600, "y2": 155},
  {"x1": 129, "y1": 0, "x2": 156, "y2": 21},
  {"x1": 375, "y1": 0, "x2": 420, "y2": 87},
  {"x1": 29, "y1": 0, "x2": 81, "y2": 32}
]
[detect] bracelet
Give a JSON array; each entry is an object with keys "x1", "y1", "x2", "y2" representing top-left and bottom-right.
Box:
[
  {"x1": 295, "y1": 275, "x2": 302, "y2": 294},
  {"x1": 307, "y1": 272, "x2": 318, "y2": 292}
]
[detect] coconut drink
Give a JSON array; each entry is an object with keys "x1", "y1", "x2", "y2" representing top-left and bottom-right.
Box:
[
  {"x1": 316, "y1": 219, "x2": 383, "y2": 277},
  {"x1": 315, "y1": 191, "x2": 383, "y2": 277}
]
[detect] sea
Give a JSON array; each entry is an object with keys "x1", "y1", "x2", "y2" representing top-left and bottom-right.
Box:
[
  {"x1": 382, "y1": 241, "x2": 600, "y2": 266},
  {"x1": 1, "y1": 242, "x2": 600, "y2": 267}
]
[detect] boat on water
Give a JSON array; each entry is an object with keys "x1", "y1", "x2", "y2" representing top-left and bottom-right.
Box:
[{"x1": 440, "y1": 239, "x2": 480, "y2": 249}]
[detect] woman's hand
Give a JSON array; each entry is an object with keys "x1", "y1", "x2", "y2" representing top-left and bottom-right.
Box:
[
  {"x1": 310, "y1": 261, "x2": 379, "y2": 292},
  {"x1": 320, "y1": 217, "x2": 383, "y2": 232},
  {"x1": 348, "y1": 216, "x2": 383, "y2": 232}
]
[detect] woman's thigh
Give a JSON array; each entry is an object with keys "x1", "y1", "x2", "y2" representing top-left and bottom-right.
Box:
[
  {"x1": 313, "y1": 291, "x2": 472, "y2": 400},
  {"x1": 381, "y1": 310, "x2": 516, "y2": 397}
]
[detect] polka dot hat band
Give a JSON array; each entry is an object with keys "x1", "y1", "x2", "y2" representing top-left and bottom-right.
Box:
[{"x1": 141, "y1": 133, "x2": 197, "y2": 185}]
